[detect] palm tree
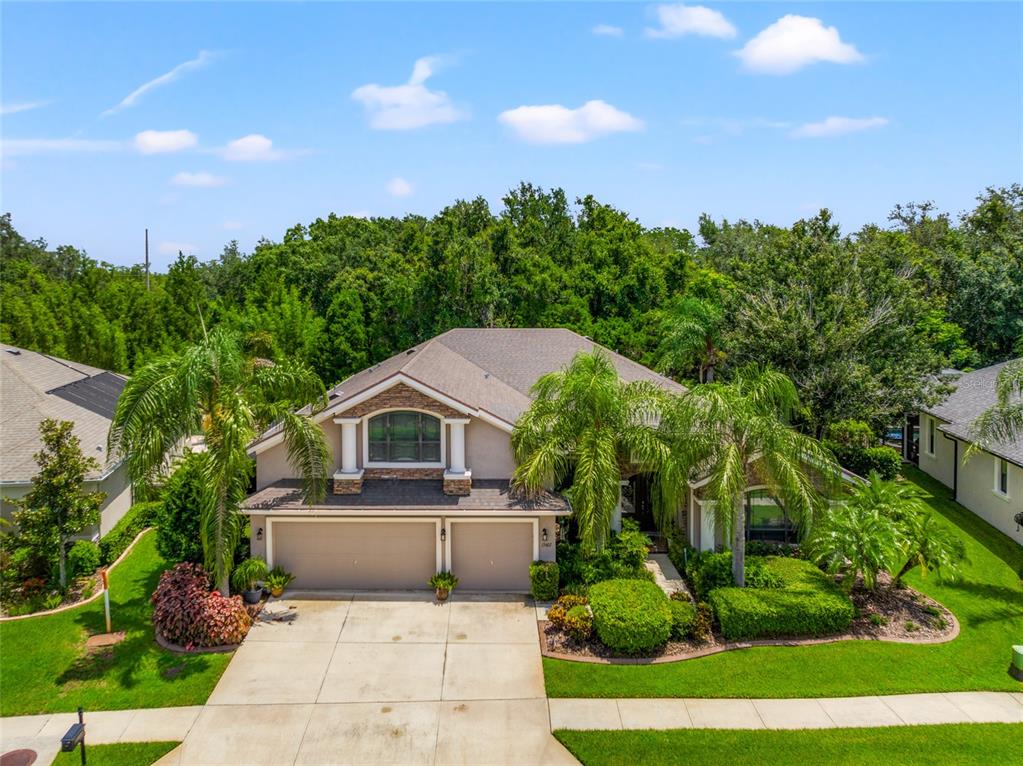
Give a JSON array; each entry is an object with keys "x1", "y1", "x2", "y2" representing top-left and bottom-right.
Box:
[
  {"x1": 657, "y1": 297, "x2": 725, "y2": 383},
  {"x1": 970, "y1": 358, "x2": 1023, "y2": 449},
  {"x1": 663, "y1": 364, "x2": 839, "y2": 586},
  {"x1": 892, "y1": 510, "x2": 965, "y2": 586},
  {"x1": 109, "y1": 327, "x2": 330, "y2": 593},
  {"x1": 808, "y1": 500, "x2": 898, "y2": 592},
  {"x1": 511, "y1": 350, "x2": 683, "y2": 553}
]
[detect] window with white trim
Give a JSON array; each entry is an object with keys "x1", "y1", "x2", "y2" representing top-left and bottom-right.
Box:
[
  {"x1": 994, "y1": 457, "x2": 1009, "y2": 497},
  {"x1": 925, "y1": 417, "x2": 935, "y2": 456},
  {"x1": 367, "y1": 411, "x2": 441, "y2": 463}
]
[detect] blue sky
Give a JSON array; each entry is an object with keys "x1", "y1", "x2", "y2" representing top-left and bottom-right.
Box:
[{"x1": 2, "y1": 2, "x2": 1020, "y2": 269}]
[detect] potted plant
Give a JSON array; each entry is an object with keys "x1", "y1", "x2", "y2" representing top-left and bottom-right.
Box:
[
  {"x1": 265, "y1": 565, "x2": 295, "y2": 598},
  {"x1": 231, "y1": 557, "x2": 268, "y2": 604},
  {"x1": 428, "y1": 571, "x2": 458, "y2": 601}
]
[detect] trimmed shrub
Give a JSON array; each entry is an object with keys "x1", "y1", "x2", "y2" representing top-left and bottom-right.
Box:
[
  {"x1": 67, "y1": 540, "x2": 100, "y2": 579},
  {"x1": 563, "y1": 604, "x2": 594, "y2": 640},
  {"x1": 588, "y1": 579, "x2": 672, "y2": 654},
  {"x1": 529, "y1": 561, "x2": 560, "y2": 601},
  {"x1": 824, "y1": 419, "x2": 874, "y2": 449},
  {"x1": 668, "y1": 597, "x2": 696, "y2": 640},
  {"x1": 156, "y1": 453, "x2": 205, "y2": 564},
  {"x1": 746, "y1": 540, "x2": 800, "y2": 558},
  {"x1": 555, "y1": 523, "x2": 652, "y2": 590},
  {"x1": 687, "y1": 552, "x2": 733, "y2": 599},
  {"x1": 745, "y1": 558, "x2": 785, "y2": 589},
  {"x1": 152, "y1": 562, "x2": 252, "y2": 648},
  {"x1": 666, "y1": 529, "x2": 696, "y2": 578},
  {"x1": 823, "y1": 441, "x2": 901, "y2": 481},
  {"x1": 99, "y1": 501, "x2": 162, "y2": 564},
  {"x1": 548, "y1": 594, "x2": 588, "y2": 630},
  {"x1": 610, "y1": 519, "x2": 651, "y2": 569},
  {"x1": 709, "y1": 558, "x2": 854, "y2": 640}
]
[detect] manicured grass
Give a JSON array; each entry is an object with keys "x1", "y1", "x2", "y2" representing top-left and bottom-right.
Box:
[
  {"x1": 544, "y1": 467, "x2": 1023, "y2": 698},
  {"x1": 0, "y1": 531, "x2": 232, "y2": 715},
  {"x1": 50, "y1": 741, "x2": 179, "y2": 766},
  {"x1": 554, "y1": 724, "x2": 1023, "y2": 766}
]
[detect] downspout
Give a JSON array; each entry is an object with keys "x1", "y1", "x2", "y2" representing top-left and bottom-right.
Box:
[{"x1": 942, "y1": 431, "x2": 958, "y2": 501}]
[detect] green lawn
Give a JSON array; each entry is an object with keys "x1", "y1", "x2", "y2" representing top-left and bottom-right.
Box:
[
  {"x1": 50, "y1": 741, "x2": 179, "y2": 766},
  {"x1": 554, "y1": 724, "x2": 1023, "y2": 766},
  {"x1": 0, "y1": 530, "x2": 232, "y2": 715},
  {"x1": 544, "y1": 467, "x2": 1023, "y2": 698}
]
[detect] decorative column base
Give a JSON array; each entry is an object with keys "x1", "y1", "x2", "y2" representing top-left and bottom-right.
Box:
[
  {"x1": 333, "y1": 469, "x2": 364, "y2": 495},
  {"x1": 443, "y1": 470, "x2": 472, "y2": 496}
]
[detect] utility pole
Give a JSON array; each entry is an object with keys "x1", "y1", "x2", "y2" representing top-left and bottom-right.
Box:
[{"x1": 144, "y1": 228, "x2": 150, "y2": 291}]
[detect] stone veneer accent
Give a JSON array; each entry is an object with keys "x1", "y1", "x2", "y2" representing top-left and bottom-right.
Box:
[
  {"x1": 343, "y1": 382, "x2": 462, "y2": 419},
  {"x1": 362, "y1": 467, "x2": 445, "y2": 480},
  {"x1": 443, "y1": 476, "x2": 472, "y2": 496},
  {"x1": 334, "y1": 477, "x2": 363, "y2": 494}
]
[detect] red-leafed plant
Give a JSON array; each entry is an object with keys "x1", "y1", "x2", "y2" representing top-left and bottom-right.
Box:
[{"x1": 152, "y1": 562, "x2": 251, "y2": 648}]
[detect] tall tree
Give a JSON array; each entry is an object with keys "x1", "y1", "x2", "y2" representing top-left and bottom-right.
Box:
[
  {"x1": 657, "y1": 296, "x2": 725, "y2": 383},
  {"x1": 109, "y1": 328, "x2": 331, "y2": 592},
  {"x1": 664, "y1": 365, "x2": 839, "y2": 586},
  {"x1": 511, "y1": 350, "x2": 683, "y2": 552},
  {"x1": 14, "y1": 420, "x2": 105, "y2": 589}
]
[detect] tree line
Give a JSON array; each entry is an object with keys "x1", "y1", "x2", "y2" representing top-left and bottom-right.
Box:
[{"x1": 2, "y1": 182, "x2": 1020, "y2": 435}]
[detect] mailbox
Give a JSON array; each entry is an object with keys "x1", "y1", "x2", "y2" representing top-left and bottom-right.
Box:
[{"x1": 61, "y1": 722, "x2": 85, "y2": 752}]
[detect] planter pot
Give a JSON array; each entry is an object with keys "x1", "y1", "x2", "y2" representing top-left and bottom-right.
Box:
[
  {"x1": 270, "y1": 586, "x2": 284, "y2": 598},
  {"x1": 242, "y1": 588, "x2": 262, "y2": 604},
  {"x1": 435, "y1": 588, "x2": 450, "y2": 602}
]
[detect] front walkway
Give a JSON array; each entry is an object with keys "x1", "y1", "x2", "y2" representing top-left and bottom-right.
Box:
[{"x1": 549, "y1": 691, "x2": 1023, "y2": 730}]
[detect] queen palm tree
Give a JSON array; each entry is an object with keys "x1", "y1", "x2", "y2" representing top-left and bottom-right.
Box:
[
  {"x1": 109, "y1": 327, "x2": 330, "y2": 593},
  {"x1": 663, "y1": 364, "x2": 840, "y2": 586},
  {"x1": 511, "y1": 350, "x2": 684, "y2": 553},
  {"x1": 970, "y1": 358, "x2": 1023, "y2": 448}
]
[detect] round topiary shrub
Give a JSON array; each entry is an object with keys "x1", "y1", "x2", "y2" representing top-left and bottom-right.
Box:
[
  {"x1": 67, "y1": 540, "x2": 101, "y2": 580},
  {"x1": 588, "y1": 579, "x2": 672, "y2": 654},
  {"x1": 668, "y1": 597, "x2": 696, "y2": 640},
  {"x1": 152, "y1": 562, "x2": 252, "y2": 648}
]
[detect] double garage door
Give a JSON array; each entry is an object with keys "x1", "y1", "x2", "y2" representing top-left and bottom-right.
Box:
[{"x1": 270, "y1": 519, "x2": 534, "y2": 591}]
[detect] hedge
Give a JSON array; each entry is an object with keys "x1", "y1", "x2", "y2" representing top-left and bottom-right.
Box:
[
  {"x1": 823, "y1": 440, "x2": 901, "y2": 481},
  {"x1": 709, "y1": 557, "x2": 855, "y2": 640},
  {"x1": 589, "y1": 579, "x2": 672, "y2": 654},
  {"x1": 668, "y1": 598, "x2": 696, "y2": 640},
  {"x1": 529, "y1": 561, "x2": 560, "y2": 601},
  {"x1": 99, "y1": 501, "x2": 162, "y2": 565}
]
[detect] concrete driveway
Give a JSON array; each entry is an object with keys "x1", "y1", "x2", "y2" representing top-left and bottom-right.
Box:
[{"x1": 169, "y1": 592, "x2": 576, "y2": 766}]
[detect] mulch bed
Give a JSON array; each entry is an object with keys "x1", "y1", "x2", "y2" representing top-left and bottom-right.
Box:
[{"x1": 541, "y1": 579, "x2": 957, "y2": 665}]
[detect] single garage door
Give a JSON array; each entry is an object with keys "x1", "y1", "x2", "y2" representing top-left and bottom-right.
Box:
[
  {"x1": 271, "y1": 520, "x2": 437, "y2": 590},
  {"x1": 450, "y1": 521, "x2": 533, "y2": 591}
]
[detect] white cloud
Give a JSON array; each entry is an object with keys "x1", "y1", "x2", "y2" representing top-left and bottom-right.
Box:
[
  {"x1": 103, "y1": 51, "x2": 216, "y2": 116},
  {"x1": 498, "y1": 100, "x2": 644, "y2": 144},
  {"x1": 1, "y1": 138, "x2": 122, "y2": 156},
  {"x1": 386, "y1": 177, "x2": 413, "y2": 197},
  {"x1": 592, "y1": 24, "x2": 624, "y2": 37},
  {"x1": 134, "y1": 129, "x2": 198, "y2": 154},
  {"x1": 158, "y1": 241, "x2": 197, "y2": 256},
  {"x1": 171, "y1": 171, "x2": 228, "y2": 187},
  {"x1": 352, "y1": 56, "x2": 466, "y2": 130},
  {"x1": 736, "y1": 16, "x2": 863, "y2": 74},
  {"x1": 646, "y1": 4, "x2": 737, "y2": 39},
  {"x1": 791, "y1": 116, "x2": 888, "y2": 138},
  {"x1": 222, "y1": 134, "x2": 286, "y2": 162},
  {"x1": 1, "y1": 100, "x2": 50, "y2": 116}
]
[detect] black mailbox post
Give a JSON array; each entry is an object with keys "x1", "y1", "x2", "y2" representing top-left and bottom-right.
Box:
[{"x1": 60, "y1": 706, "x2": 86, "y2": 765}]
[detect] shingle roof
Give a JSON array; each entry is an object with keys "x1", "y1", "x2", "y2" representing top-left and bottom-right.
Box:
[
  {"x1": 253, "y1": 328, "x2": 683, "y2": 448},
  {"x1": 1, "y1": 345, "x2": 126, "y2": 484},
  {"x1": 922, "y1": 360, "x2": 1023, "y2": 466},
  {"x1": 241, "y1": 479, "x2": 570, "y2": 514}
]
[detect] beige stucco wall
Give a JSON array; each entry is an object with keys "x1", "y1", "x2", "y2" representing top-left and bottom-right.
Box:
[
  {"x1": 466, "y1": 419, "x2": 517, "y2": 479},
  {"x1": 919, "y1": 414, "x2": 956, "y2": 489},
  {"x1": 249, "y1": 513, "x2": 267, "y2": 561},
  {"x1": 1, "y1": 462, "x2": 133, "y2": 538},
  {"x1": 956, "y1": 448, "x2": 1023, "y2": 546}
]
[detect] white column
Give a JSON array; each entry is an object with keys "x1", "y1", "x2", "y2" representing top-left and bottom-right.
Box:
[
  {"x1": 446, "y1": 418, "x2": 469, "y2": 475},
  {"x1": 339, "y1": 418, "x2": 359, "y2": 473}
]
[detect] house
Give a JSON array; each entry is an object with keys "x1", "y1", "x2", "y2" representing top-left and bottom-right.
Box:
[
  {"x1": 0, "y1": 345, "x2": 132, "y2": 537},
  {"x1": 917, "y1": 360, "x2": 1023, "y2": 545},
  {"x1": 243, "y1": 328, "x2": 684, "y2": 591}
]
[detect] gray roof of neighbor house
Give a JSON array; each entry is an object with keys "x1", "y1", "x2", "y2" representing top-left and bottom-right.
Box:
[
  {"x1": 922, "y1": 359, "x2": 1023, "y2": 466},
  {"x1": 241, "y1": 478, "x2": 570, "y2": 514},
  {"x1": 252, "y1": 328, "x2": 684, "y2": 448},
  {"x1": 1, "y1": 345, "x2": 126, "y2": 485}
]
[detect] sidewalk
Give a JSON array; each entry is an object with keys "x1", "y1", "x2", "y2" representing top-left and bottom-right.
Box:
[{"x1": 549, "y1": 692, "x2": 1023, "y2": 730}]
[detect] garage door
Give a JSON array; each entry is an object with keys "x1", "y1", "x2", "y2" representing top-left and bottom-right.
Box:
[
  {"x1": 450, "y1": 521, "x2": 534, "y2": 591},
  {"x1": 271, "y1": 520, "x2": 437, "y2": 589}
]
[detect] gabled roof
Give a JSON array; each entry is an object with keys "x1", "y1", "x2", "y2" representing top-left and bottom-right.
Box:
[
  {"x1": 1, "y1": 345, "x2": 126, "y2": 484},
  {"x1": 922, "y1": 359, "x2": 1022, "y2": 466},
  {"x1": 252, "y1": 328, "x2": 684, "y2": 451}
]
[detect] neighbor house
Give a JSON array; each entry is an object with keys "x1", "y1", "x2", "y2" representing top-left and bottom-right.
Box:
[
  {"x1": 917, "y1": 360, "x2": 1023, "y2": 545},
  {"x1": 243, "y1": 328, "x2": 689, "y2": 591},
  {"x1": 0, "y1": 345, "x2": 132, "y2": 537}
]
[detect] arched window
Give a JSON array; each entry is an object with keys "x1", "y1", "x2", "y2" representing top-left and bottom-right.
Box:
[{"x1": 367, "y1": 411, "x2": 442, "y2": 463}]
